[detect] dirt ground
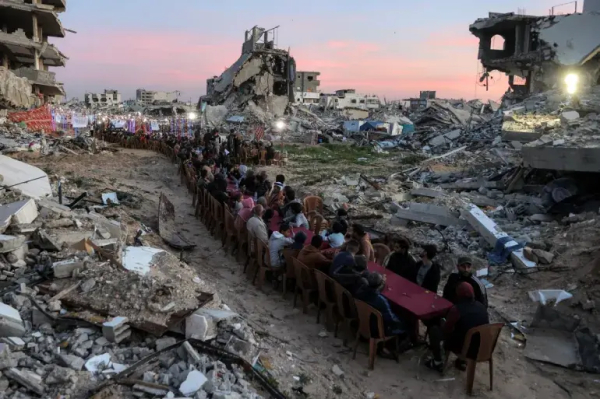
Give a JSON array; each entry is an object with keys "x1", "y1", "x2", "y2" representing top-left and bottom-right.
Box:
[{"x1": 20, "y1": 147, "x2": 599, "y2": 399}]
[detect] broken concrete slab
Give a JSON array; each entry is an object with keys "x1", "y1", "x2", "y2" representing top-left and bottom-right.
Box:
[
  {"x1": 194, "y1": 308, "x2": 238, "y2": 323},
  {"x1": 179, "y1": 369, "x2": 207, "y2": 396},
  {"x1": 560, "y1": 110, "x2": 580, "y2": 125},
  {"x1": 102, "y1": 317, "x2": 131, "y2": 344},
  {"x1": 410, "y1": 188, "x2": 445, "y2": 199},
  {"x1": 0, "y1": 234, "x2": 26, "y2": 253},
  {"x1": 0, "y1": 155, "x2": 52, "y2": 199},
  {"x1": 37, "y1": 199, "x2": 72, "y2": 218},
  {"x1": 122, "y1": 246, "x2": 164, "y2": 276},
  {"x1": 462, "y1": 204, "x2": 536, "y2": 269},
  {"x1": 52, "y1": 259, "x2": 85, "y2": 279},
  {"x1": 0, "y1": 199, "x2": 38, "y2": 233},
  {"x1": 58, "y1": 354, "x2": 85, "y2": 371},
  {"x1": 501, "y1": 120, "x2": 543, "y2": 142},
  {"x1": 0, "y1": 303, "x2": 24, "y2": 338},
  {"x1": 394, "y1": 202, "x2": 465, "y2": 227},
  {"x1": 524, "y1": 328, "x2": 582, "y2": 369},
  {"x1": 522, "y1": 146, "x2": 600, "y2": 173},
  {"x1": 4, "y1": 367, "x2": 45, "y2": 395},
  {"x1": 438, "y1": 180, "x2": 499, "y2": 191},
  {"x1": 186, "y1": 314, "x2": 217, "y2": 341}
]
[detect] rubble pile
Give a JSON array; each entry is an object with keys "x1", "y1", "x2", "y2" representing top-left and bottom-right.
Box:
[{"x1": 0, "y1": 167, "x2": 274, "y2": 398}]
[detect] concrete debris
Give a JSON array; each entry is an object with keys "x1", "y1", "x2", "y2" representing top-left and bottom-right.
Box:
[
  {"x1": 102, "y1": 317, "x2": 131, "y2": 344},
  {"x1": 0, "y1": 155, "x2": 52, "y2": 199}
]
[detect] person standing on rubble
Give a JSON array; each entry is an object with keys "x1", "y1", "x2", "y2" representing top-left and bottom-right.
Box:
[{"x1": 443, "y1": 256, "x2": 488, "y2": 307}]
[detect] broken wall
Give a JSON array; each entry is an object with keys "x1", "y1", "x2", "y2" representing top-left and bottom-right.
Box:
[{"x1": 0, "y1": 67, "x2": 36, "y2": 109}]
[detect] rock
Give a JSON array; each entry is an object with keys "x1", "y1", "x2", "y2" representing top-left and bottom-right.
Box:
[
  {"x1": 155, "y1": 337, "x2": 177, "y2": 351},
  {"x1": 58, "y1": 354, "x2": 85, "y2": 371},
  {"x1": 45, "y1": 366, "x2": 76, "y2": 385},
  {"x1": 4, "y1": 368, "x2": 45, "y2": 395},
  {"x1": 47, "y1": 301, "x2": 61, "y2": 312},
  {"x1": 80, "y1": 278, "x2": 96, "y2": 293},
  {"x1": 186, "y1": 314, "x2": 217, "y2": 342},
  {"x1": 560, "y1": 110, "x2": 580, "y2": 125},
  {"x1": 0, "y1": 303, "x2": 25, "y2": 337},
  {"x1": 523, "y1": 247, "x2": 538, "y2": 263},
  {"x1": 0, "y1": 343, "x2": 15, "y2": 370},
  {"x1": 179, "y1": 369, "x2": 207, "y2": 396},
  {"x1": 532, "y1": 249, "x2": 554, "y2": 264},
  {"x1": 332, "y1": 364, "x2": 344, "y2": 377}
]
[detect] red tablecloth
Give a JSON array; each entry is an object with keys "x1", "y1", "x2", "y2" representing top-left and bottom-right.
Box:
[{"x1": 368, "y1": 262, "x2": 452, "y2": 320}]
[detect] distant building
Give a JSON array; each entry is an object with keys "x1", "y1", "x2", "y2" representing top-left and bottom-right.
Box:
[
  {"x1": 136, "y1": 89, "x2": 178, "y2": 105},
  {"x1": 0, "y1": 0, "x2": 68, "y2": 104},
  {"x1": 320, "y1": 89, "x2": 381, "y2": 110},
  {"x1": 420, "y1": 91, "x2": 436, "y2": 100},
  {"x1": 84, "y1": 90, "x2": 122, "y2": 108},
  {"x1": 407, "y1": 97, "x2": 430, "y2": 110},
  {"x1": 293, "y1": 71, "x2": 321, "y2": 104}
]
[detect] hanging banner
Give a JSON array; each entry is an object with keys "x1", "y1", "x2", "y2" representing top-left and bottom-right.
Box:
[
  {"x1": 8, "y1": 105, "x2": 54, "y2": 132},
  {"x1": 150, "y1": 120, "x2": 160, "y2": 131},
  {"x1": 72, "y1": 114, "x2": 88, "y2": 128},
  {"x1": 111, "y1": 119, "x2": 126, "y2": 129}
]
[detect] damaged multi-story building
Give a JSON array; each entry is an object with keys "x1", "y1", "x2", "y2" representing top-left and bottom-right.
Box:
[
  {"x1": 293, "y1": 71, "x2": 321, "y2": 105},
  {"x1": 470, "y1": 0, "x2": 600, "y2": 96},
  {"x1": 0, "y1": 0, "x2": 67, "y2": 107},
  {"x1": 202, "y1": 26, "x2": 296, "y2": 116}
]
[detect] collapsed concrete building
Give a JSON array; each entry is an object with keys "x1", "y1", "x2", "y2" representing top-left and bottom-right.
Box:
[
  {"x1": 202, "y1": 26, "x2": 296, "y2": 117},
  {"x1": 470, "y1": 2, "x2": 600, "y2": 96},
  {"x1": 0, "y1": 0, "x2": 67, "y2": 107}
]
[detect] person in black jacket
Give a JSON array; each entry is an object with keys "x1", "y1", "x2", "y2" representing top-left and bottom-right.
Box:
[
  {"x1": 443, "y1": 256, "x2": 488, "y2": 308},
  {"x1": 397, "y1": 244, "x2": 441, "y2": 294},
  {"x1": 426, "y1": 282, "x2": 489, "y2": 372},
  {"x1": 387, "y1": 237, "x2": 416, "y2": 277}
]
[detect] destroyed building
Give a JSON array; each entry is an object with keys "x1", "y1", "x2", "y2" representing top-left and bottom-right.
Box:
[
  {"x1": 320, "y1": 89, "x2": 382, "y2": 110},
  {"x1": 0, "y1": 0, "x2": 67, "y2": 106},
  {"x1": 201, "y1": 26, "x2": 296, "y2": 117},
  {"x1": 136, "y1": 89, "x2": 178, "y2": 106},
  {"x1": 84, "y1": 89, "x2": 122, "y2": 109},
  {"x1": 470, "y1": 4, "x2": 600, "y2": 95},
  {"x1": 293, "y1": 71, "x2": 321, "y2": 105}
]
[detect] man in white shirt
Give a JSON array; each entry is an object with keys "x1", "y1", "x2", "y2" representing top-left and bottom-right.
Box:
[{"x1": 247, "y1": 205, "x2": 269, "y2": 245}]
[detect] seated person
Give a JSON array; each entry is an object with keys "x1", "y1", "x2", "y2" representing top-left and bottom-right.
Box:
[
  {"x1": 426, "y1": 282, "x2": 490, "y2": 372},
  {"x1": 350, "y1": 224, "x2": 375, "y2": 262},
  {"x1": 298, "y1": 235, "x2": 332, "y2": 271},
  {"x1": 399, "y1": 244, "x2": 441, "y2": 293},
  {"x1": 269, "y1": 223, "x2": 294, "y2": 268},
  {"x1": 274, "y1": 174, "x2": 285, "y2": 190},
  {"x1": 329, "y1": 240, "x2": 360, "y2": 276},
  {"x1": 236, "y1": 197, "x2": 255, "y2": 224},
  {"x1": 231, "y1": 193, "x2": 243, "y2": 215},
  {"x1": 239, "y1": 170, "x2": 257, "y2": 196},
  {"x1": 290, "y1": 231, "x2": 307, "y2": 250},
  {"x1": 262, "y1": 208, "x2": 274, "y2": 234},
  {"x1": 321, "y1": 221, "x2": 345, "y2": 249},
  {"x1": 284, "y1": 202, "x2": 309, "y2": 229},
  {"x1": 443, "y1": 256, "x2": 488, "y2": 307},
  {"x1": 281, "y1": 189, "x2": 301, "y2": 219},
  {"x1": 386, "y1": 237, "x2": 416, "y2": 276},
  {"x1": 355, "y1": 272, "x2": 406, "y2": 337},
  {"x1": 256, "y1": 171, "x2": 272, "y2": 199},
  {"x1": 335, "y1": 208, "x2": 349, "y2": 235}
]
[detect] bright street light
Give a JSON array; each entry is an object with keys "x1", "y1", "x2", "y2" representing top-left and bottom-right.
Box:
[
  {"x1": 565, "y1": 73, "x2": 579, "y2": 94},
  {"x1": 188, "y1": 112, "x2": 198, "y2": 120}
]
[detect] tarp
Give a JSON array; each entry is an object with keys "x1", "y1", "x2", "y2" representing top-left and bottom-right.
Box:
[
  {"x1": 72, "y1": 114, "x2": 88, "y2": 128},
  {"x1": 360, "y1": 121, "x2": 386, "y2": 131},
  {"x1": 8, "y1": 105, "x2": 54, "y2": 132}
]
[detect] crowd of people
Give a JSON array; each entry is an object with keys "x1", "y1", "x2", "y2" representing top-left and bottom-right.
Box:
[{"x1": 98, "y1": 124, "x2": 492, "y2": 374}]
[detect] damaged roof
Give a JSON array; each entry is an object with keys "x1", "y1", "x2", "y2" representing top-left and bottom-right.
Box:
[{"x1": 0, "y1": 0, "x2": 65, "y2": 38}]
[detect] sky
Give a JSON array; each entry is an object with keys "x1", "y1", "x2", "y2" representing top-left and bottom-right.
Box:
[{"x1": 53, "y1": 0, "x2": 564, "y2": 103}]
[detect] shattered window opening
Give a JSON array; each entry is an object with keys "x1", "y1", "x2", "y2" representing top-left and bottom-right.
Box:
[{"x1": 491, "y1": 34, "x2": 506, "y2": 50}]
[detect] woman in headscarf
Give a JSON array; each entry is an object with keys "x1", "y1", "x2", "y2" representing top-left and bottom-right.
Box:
[{"x1": 236, "y1": 197, "x2": 255, "y2": 224}]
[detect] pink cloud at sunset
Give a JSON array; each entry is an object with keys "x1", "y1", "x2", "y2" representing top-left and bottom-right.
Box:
[{"x1": 55, "y1": 24, "x2": 507, "y2": 102}]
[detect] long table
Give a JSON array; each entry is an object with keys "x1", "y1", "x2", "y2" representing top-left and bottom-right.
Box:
[{"x1": 368, "y1": 262, "x2": 452, "y2": 320}]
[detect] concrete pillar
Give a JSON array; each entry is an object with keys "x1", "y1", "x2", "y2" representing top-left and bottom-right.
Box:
[
  {"x1": 1, "y1": 24, "x2": 7, "y2": 68},
  {"x1": 32, "y1": 13, "x2": 39, "y2": 69},
  {"x1": 584, "y1": 0, "x2": 600, "y2": 12}
]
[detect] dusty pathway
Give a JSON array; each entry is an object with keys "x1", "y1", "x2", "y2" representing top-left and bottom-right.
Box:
[{"x1": 25, "y1": 148, "x2": 592, "y2": 399}]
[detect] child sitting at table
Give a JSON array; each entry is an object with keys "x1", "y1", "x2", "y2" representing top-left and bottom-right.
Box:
[
  {"x1": 321, "y1": 221, "x2": 345, "y2": 249},
  {"x1": 284, "y1": 202, "x2": 309, "y2": 229}
]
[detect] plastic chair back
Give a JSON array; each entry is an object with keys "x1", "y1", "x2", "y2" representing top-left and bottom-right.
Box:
[
  {"x1": 354, "y1": 299, "x2": 386, "y2": 340},
  {"x1": 303, "y1": 196, "x2": 323, "y2": 214},
  {"x1": 372, "y1": 243, "x2": 391, "y2": 266},
  {"x1": 461, "y1": 323, "x2": 504, "y2": 362},
  {"x1": 334, "y1": 282, "x2": 358, "y2": 320},
  {"x1": 283, "y1": 248, "x2": 300, "y2": 279},
  {"x1": 292, "y1": 258, "x2": 315, "y2": 290},
  {"x1": 306, "y1": 211, "x2": 324, "y2": 235},
  {"x1": 314, "y1": 270, "x2": 337, "y2": 304}
]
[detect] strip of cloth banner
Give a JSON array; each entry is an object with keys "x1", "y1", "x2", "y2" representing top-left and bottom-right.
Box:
[{"x1": 8, "y1": 105, "x2": 55, "y2": 132}]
